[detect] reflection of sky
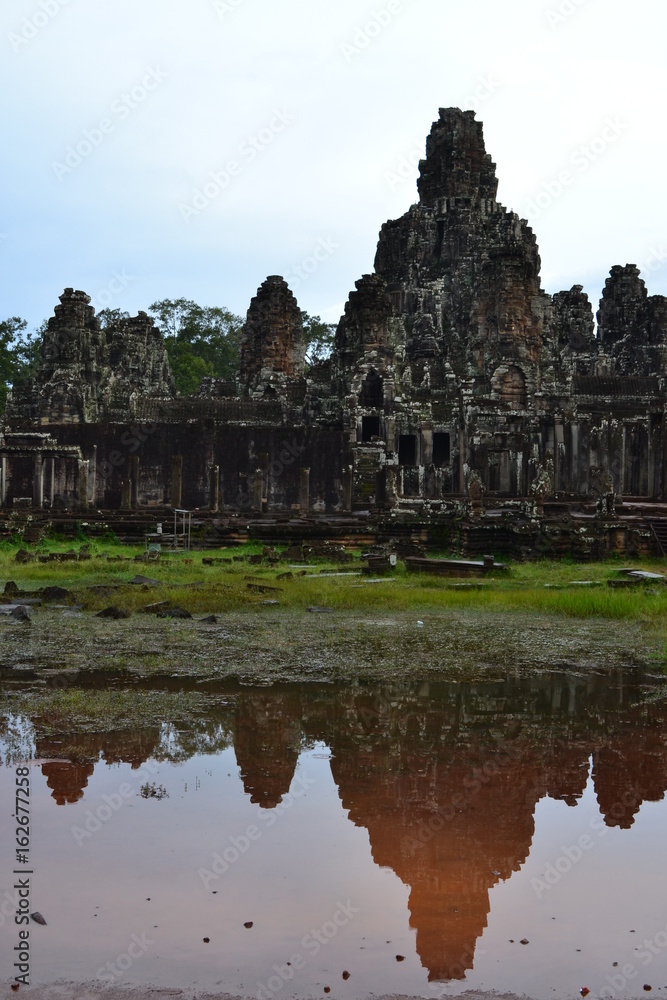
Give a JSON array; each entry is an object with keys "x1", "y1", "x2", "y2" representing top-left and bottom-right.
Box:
[{"x1": 0, "y1": 744, "x2": 666, "y2": 999}]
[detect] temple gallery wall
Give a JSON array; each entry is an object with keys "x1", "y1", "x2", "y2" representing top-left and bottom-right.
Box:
[{"x1": 1, "y1": 109, "x2": 665, "y2": 529}]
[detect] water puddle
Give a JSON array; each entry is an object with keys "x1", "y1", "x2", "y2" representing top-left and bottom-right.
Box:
[{"x1": 1, "y1": 672, "x2": 666, "y2": 999}]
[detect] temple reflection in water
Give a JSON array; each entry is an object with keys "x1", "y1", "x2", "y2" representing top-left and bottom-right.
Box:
[{"x1": 21, "y1": 671, "x2": 667, "y2": 982}]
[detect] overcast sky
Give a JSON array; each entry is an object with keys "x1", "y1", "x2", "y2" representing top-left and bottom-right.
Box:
[{"x1": 1, "y1": 0, "x2": 666, "y2": 332}]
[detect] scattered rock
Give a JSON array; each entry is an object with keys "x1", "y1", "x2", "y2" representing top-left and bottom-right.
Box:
[
  {"x1": 141, "y1": 601, "x2": 171, "y2": 614},
  {"x1": 129, "y1": 575, "x2": 161, "y2": 586},
  {"x1": 246, "y1": 583, "x2": 282, "y2": 595},
  {"x1": 157, "y1": 607, "x2": 192, "y2": 619},
  {"x1": 200, "y1": 615, "x2": 219, "y2": 624},
  {"x1": 4, "y1": 581, "x2": 20, "y2": 597},
  {"x1": 42, "y1": 586, "x2": 71, "y2": 602},
  {"x1": 30, "y1": 911, "x2": 47, "y2": 925},
  {"x1": 14, "y1": 549, "x2": 35, "y2": 564},
  {"x1": 97, "y1": 606, "x2": 131, "y2": 620},
  {"x1": 262, "y1": 600, "x2": 280, "y2": 607},
  {"x1": 10, "y1": 606, "x2": 32, "y2": 623},
  {"x1": 307, "y1": 606, "x2": 334, "y2": 614}
]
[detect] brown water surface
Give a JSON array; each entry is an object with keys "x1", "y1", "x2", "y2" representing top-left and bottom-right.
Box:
[{"x1": 1, "y1": 672, "x2": 666, "y2": 999}]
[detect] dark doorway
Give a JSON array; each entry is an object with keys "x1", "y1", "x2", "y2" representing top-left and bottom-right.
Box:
[
  {"x1": 360, "y1": 370, "x2": 384, "y2": 408},
  {"x1": 399, "y1": 435, "x2": 418, "y2": 466},
  {"x1": 362, "y1": 416, "x2": 381, "y2": 442},
  {"x1": 432, "y1": 432, "x2": 450, "y2": 467}
]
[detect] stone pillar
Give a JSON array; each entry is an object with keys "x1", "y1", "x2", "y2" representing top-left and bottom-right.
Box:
[
  {"x1": 90, "y1": 446, "x2": 97, "y2": 505},
  {"x1": 342, "y1": 465, "x2": 353, "y2": 512},
  {"x1": 171, "y1": 455, "x2": 183, "y2": 508},
  {"x1": 33, "y1": 453, "x2": 44, "y2": 508},
  {"x1": 209, "y1": 464, "x2": 220, "y2": 512},
  {"x1": 129, "y1": 456, "x2": 139, "y2": 509},
  {"x1": 299, "y1": 467, "x2": 310, "y2": 516},
  {"x1": 385, "y1": 466, "x2": 399, "y2": 506},
  {"x1": 120, "y1": 479, "x2": 132, "y2": 509},
  {"x1": 252, "y1": 468, "x2": 264, "y2": 514},
  {"x1": 78, "y1": 460, "x2": 89, "y2": 509},
  {"x1": 49, "y1": 458, "x2": 56, "y2": 507},
  {"x1": 421, "y1": 426, "x2": 433, "y2": 466},
  {"x1": 0, "y1": 455, "x2": 6, "y2": 507}
]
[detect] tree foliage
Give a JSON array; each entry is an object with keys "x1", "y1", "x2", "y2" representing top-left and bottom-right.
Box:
[
  {"x1": 302, "y1": 312, "x2": 336, "y2": 366},
  {"x1": 148, "y1": 298, "x2": 243, "y2": 396},
  {"x1": 0, "y1": 317, "x2": 41, "y2": 415}
]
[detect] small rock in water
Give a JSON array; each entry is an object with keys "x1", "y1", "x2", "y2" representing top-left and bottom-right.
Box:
[
  {"x1": 342, "y1": 970, "x2": 350, "y2": 980},
  {"x1": 244, "y1": 921, "x2": 254, "y2": 929},
  {"x1": 30, "y1": 911, "x2": 47, "y2": 925},
  {"x1": 396, "y1": 955, "x2": 405, "y2": 962},
  {"x1": 520, "y1": 938, "x2": 529, "y2": 945}
]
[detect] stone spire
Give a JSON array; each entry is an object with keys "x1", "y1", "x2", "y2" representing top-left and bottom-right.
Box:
[
  {"x1": 239, "y1": 276, "x2": 305, "y2": 394},
  {"x1": 417, "y1": 107, "x2": 499, "y2": 208}
]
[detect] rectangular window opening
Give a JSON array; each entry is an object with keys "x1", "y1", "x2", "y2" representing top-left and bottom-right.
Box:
[
  {"x1": 362, "y1": 415, "x2": 381, "y2": 442},
  {"x1": 399, "y1": 434, "x2": 418, "y2": 466},
  {"x1": 432, "y1": 432, "x2": 451, "y2": 467}
]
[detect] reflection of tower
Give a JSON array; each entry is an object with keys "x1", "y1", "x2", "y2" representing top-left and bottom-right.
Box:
[
  {"x1": 36, "y1": 730, "x2": 161, "y2": 805},
  {"x1": 593, "y1": 707, "x2": 667, "y2": 829},
  {"x1": 321, "y1": 676, "x2": 638, "y2": 983},
  {"x1": 331, "y1": 738, "x2": 548, "y2": 980},
  {"x1": 41, "y1": 760, "x2": 95, "y2": 805},
  {"x1": 234, "y1": 691, "x2": 303, "y2": 808}
]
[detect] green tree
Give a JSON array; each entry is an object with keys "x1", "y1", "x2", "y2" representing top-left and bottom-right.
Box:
[
  {"x1": 302, "y1": 312, "x2": 336, "y2": 366},
  {"x1": 97, "y1": 308, "x2": 130, "y2": 329},
  {"x1": 148, "y1": 298, "x2": 243, "y2": 396},
  {"x1": 0, "y1": 317, "x2": 41, "y2": 415}
]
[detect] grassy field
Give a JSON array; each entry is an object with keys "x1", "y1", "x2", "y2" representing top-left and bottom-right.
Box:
[{"x1": 1, "y1": 535, "x2": 666, "y2": 621}]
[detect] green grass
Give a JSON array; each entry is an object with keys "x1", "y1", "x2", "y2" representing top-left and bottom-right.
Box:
[{"x1": 1, "y1": 538, "x2": 666, "y2": 623}]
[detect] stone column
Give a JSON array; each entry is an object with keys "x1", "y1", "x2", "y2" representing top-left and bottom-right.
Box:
[
  {"x1": 384, "y1": 466, "x2": 399, "y2": 507},
  {"x1": 90, "y1": 446, "x2": 97, "y2": 506},
  {"x1": 209, "y1": 464, "x2": 220, "y2": 512},
  {"x1": 49, "y1": 458, "x2": 56, "y2": 507},
  {"x1": 299, "y1": 467, "x2": 310, "y2": 516},
  {"x1": 129, "y1": 456, "x2": 139, "y2": 509},
  {"x1": 171, "y1": 455, "x2": 183, "y2": 508},
  {"x1": 421, "y1": 426, "x2": 433, "y2": 466},
  {"x1": 252, "y1": 468, "x2": 264, "y2": 514},
  {"x1": 120, "y1": 478, "x2": 132, "y2": 510},
  {"x1": 342, "y1": 465, "x2": 353, "y2": 512},
  {"x1": 78, "y1": 460, "x2": 89, "y2": 509},
  {"x1": 33, "y1": 452, "x2": 44, "y2": 508},
  {"x1": 0, "y1": 454, "x2": 7, "y2": 507}
]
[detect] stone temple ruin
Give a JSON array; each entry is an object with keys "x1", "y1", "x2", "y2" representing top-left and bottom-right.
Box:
[{"x1": 1, "y1": 109, "x2": 666, "y2": 556}]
